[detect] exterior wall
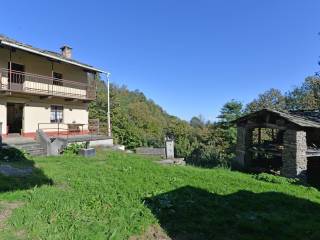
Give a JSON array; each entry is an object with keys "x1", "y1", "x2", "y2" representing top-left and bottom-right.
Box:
[
  {"x1": 23, "y1": 102, "x2": 51, "y2": 133},
  {"x1": 0, "y1": 95, "x2": 89, "y2": 136},
  {"x1": 0, "y1": 47, "x2": 88, "y2": 83},
  {"x1": 63, "y1": 104, "x2": 89, "y2": 126},
  {"x1": 281, "y1": 130, "x2": 307, "y2": 180},
  {"x1": 0, "y1": 99, "x2": 6, "y2": 134},
  {"x1": 23, "y1": 98, "x2": 89, "y2": 134}
]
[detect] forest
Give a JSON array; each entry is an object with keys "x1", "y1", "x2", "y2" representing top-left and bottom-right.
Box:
[{"x1": 89, "y1": 75, "x2": 320, "y2": 167}]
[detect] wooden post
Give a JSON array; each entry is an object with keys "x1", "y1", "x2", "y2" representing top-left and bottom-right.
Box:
[
  {"x1": 9, "y1": 48, "x2": 12, "y2": 90},
  {"x1": 258, "y1": 128, "x2": 261, "y2": 144},
  {"x1": 50, "y1": 61, "x2": 54, "y2": 95}
]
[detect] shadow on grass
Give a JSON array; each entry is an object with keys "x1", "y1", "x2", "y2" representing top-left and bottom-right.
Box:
[
  {"x1": 145, "y1": 186, "x2": 320, "y2": 240},
  {"x1": 0, "y1": 147, "x2": 53, "y2": 192}
]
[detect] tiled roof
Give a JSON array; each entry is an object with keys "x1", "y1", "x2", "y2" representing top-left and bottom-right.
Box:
[
  {"x1": 0, "y1": 34, "x2": 105, "y2": 73},
  {"x1": 235, "y1": 108, "x2": 320, "y2": 128}
]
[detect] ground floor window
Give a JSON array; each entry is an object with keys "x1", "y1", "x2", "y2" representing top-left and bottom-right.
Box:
[{"x1": 51, "y1": 105, "x2": 63, "y2": 123}]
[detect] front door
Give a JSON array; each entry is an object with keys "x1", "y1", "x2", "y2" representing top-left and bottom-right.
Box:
[
  {"x1": 8, "y1": 62, "x2": 25, "y2": 91},
  {"x1": 7, "y1": 103, "x2": 24, "y2": 134}
]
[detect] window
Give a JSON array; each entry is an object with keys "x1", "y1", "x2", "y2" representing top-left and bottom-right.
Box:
[
  {"x1": 53, "y1": 72, "x2": 63, "y2": 86},
  {"x1": 50, "y1": 105, "x2": 63, "y2": 123}
]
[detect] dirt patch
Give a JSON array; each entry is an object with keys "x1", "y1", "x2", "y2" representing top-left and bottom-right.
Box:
[
  {"x1": 129, "y1": 225, "x2": 171, "y2": 240},
  {"x1": 0, "y1": 201, "x2": 24, "y2": 228}
]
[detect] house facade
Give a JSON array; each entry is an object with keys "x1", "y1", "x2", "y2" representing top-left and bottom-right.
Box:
[{"x1": 0, "y1": 35, "x2": 105, "y2": 138}]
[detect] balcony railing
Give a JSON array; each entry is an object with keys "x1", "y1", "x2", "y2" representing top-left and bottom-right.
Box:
[{"x1": 0, "y1": 68, "x2": 96, "y2": 100}]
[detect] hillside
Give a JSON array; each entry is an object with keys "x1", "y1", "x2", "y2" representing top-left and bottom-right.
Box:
[
  {"x1": 89, "y1": 80, "x2": 196, "y2": 154},
  {"x1": 88, "y1": 80, "x2": 244, "y2": 167},
  {"x1": 1, "y1": 151, "x2": 320, "y2": 239}
]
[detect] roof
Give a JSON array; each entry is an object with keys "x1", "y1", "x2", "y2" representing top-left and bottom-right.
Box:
[
  {"x1": 235, "y1": 108, "x2": 320, "y2": 128},
  {"x1": 0, "y1": 34, "x2": 107, "y2": 74}
]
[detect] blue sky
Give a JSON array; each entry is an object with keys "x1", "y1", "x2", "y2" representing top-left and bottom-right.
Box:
[{"x1": 0, "y1": 0, "x2": 319, "y2": 121}]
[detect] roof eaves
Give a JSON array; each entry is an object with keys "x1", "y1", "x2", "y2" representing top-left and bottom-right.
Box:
[
  {"x1": 234, "y1": 108, "x2": 320, "y2": 128},
  {"x1": 0, "y1": 38, "x2": 107, "y2": 74}
]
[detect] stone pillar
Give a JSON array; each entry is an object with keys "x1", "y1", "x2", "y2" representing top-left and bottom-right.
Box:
[
  {"x1": 165, "y1": 139, "x2": 175, "y2": 159},
  {"x1": 281, "y1": 130, "x2": 307, "y2": 180},
  {"x1": 233, "y1": 127, "x2": 252, "y2": 170}
]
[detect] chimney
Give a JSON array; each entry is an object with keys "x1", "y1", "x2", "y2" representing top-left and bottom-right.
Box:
[{"x1": 60, "y1": 45, "x2": 72, "y2": 59}]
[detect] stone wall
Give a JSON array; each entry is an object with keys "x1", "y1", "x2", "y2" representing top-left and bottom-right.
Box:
[
  {"x1": 281, "y1": 130, "x2": 307, "y2": 180},
  {"x1": 136, "y1": 147, "x2": 166, "y2": 157},
  {"x1": 233, "y1": 127, "x2": 252, "y2": 169}
]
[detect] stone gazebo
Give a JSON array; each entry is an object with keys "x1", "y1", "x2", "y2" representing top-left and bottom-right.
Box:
[{"x1": 233, "y1": 108, "x2": 320, "y2": 182}]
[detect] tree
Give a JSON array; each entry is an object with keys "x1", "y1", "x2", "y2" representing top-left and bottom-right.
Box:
[
  {"x1": 217, "y1": 100, "x2": 243, "y2": 124},
  {"x1": 285, "y1": 76, "x2": 320, "y2": 110},
  {"x1": 190, "y1": 115, "x2": 206, "y2": 128},
  {"x1": 245, "y1": 88, "x2": 286, "y2": 113}
]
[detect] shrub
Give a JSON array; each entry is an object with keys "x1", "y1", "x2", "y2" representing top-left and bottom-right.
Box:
[{"x1": 63, "y1": 143, "x2": 86, "y2": 155}]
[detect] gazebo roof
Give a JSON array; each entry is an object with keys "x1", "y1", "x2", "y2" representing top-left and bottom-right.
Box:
[{"x1": 235, "y1": 108, "x2": 320, "y2": 129}]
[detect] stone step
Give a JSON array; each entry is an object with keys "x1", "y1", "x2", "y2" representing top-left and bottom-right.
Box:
[
  {"x1": 8, "y1": 143, "x2": 46, "y2": 157},
  {"x1": 13, "y1": 145, "x2": 44, "y2": 150}
]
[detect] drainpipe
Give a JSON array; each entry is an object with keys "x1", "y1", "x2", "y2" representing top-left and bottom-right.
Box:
[{"x1": 107, "y1": 73, "x2": 111, "y2": 137}]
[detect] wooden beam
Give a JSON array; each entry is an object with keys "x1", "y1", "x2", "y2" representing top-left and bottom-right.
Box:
[
  {"x1": 65, "y1": 98, "x2": 77, "y2": 102},
  {"x1": 246, "y1": 123, "x2": 288, "y2": 130}
]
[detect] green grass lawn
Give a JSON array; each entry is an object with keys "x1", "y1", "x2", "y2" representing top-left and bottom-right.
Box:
[{"x1": 1, "y1": 150, "x2": 320, "y2": 239}]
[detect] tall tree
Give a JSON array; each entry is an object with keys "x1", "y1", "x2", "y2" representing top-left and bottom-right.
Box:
[
  {"x1": 217, "y1": 100, "x2": 243, "y2": 124},
  {"x1": 285, "y1": 76, "x2": 320, "y2": 110},
  {"x1": 245, "y1": 88, "x2": 286, "y2": 113}
]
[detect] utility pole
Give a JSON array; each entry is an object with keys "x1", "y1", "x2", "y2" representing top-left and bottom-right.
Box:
[{"x1": 107, "y1": 72, "x2": 111, "y2": 137}]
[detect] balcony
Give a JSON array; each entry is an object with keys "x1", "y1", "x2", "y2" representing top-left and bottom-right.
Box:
[{"x1": 0, "y1": 68, "x2": 96, "y2": 100}]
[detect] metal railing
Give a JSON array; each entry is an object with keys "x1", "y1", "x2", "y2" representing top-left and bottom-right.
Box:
[
  {"x1": 38, "y1": 122, "x2": 86, "y2": 136},
  {"x1": 37, "y1": 120, "x2": 104, "y2": 140},
  {"x1": 0, "y1": 68, "x2": 96, "y2": 100}
]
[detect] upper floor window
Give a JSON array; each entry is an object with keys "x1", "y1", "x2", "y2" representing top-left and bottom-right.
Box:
[
  {"x1": 50, "y1": 105, "x2": 63, "y2": 123},
  {"x1": 53, "y1": 72, "x2": 63, "y2": 86}
]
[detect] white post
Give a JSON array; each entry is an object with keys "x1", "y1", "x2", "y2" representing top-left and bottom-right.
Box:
[{"x1": 107, "y1": 73, "x2": 111, "y2": 137}]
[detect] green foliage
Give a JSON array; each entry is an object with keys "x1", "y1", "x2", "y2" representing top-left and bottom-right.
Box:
[
  {"x1": 89, "y1": 79, "x2": 245, "y2": 167},
  {"x1": 190, "y1": 115, "x2": 205, "y2": 128},
  {"x1": 285, "y1": 76, "x2": 320, "y2": 110},
  {"x1": 217, "y1": 99, "x2": 243, "y2": 123},
  {"x1": 63, "y1": 143, "x2": 86, "y2": 155},
  {"x1": 88, "y1": 74, "x2": 320, "y2": 168},
  {"x1": 245, "y1": 88, "x2": 286, "y2": 113},
  {"x1": 90, "y1": 82, "x2": 170, "y2": 149}
]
